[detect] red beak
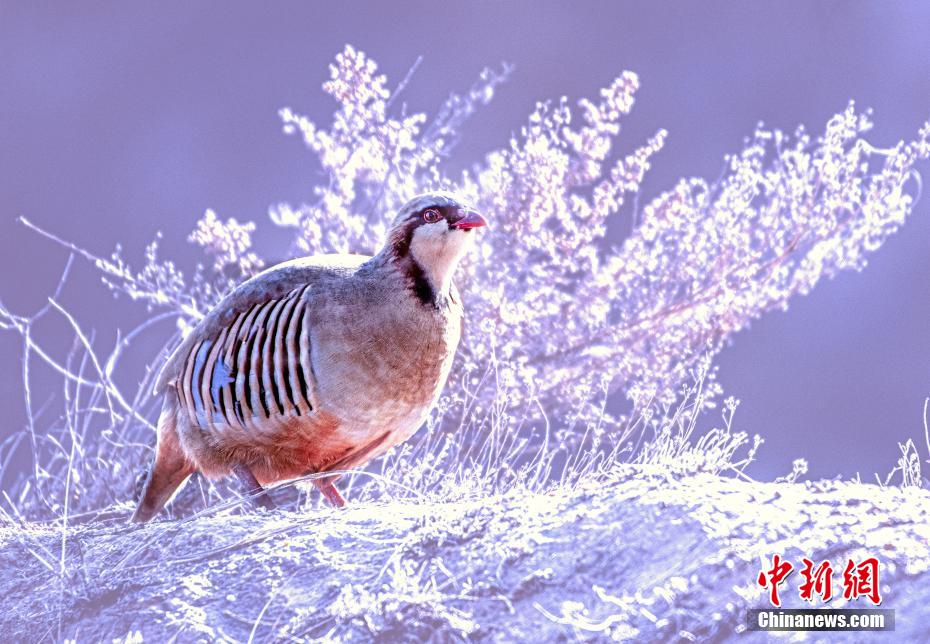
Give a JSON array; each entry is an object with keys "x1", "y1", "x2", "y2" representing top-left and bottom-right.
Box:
[{"x1": 452, "y1": 211, "x2": 487, "y2": 230}]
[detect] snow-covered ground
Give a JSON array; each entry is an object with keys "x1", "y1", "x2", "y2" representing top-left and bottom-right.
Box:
[{"x1": 3, "y1": 469, "x2": 927, "y2": 641}]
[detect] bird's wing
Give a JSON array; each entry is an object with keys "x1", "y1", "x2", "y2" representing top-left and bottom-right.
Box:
[{"x1": 154, "y1": 254, "x2": 370, "y2": 401}]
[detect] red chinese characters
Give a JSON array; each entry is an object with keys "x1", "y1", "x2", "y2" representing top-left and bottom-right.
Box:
[
  {"x1": 756, "y1": 555, "x2": 882, "y2": 607},
  {"x1": 757, "y1": 554, "x2": 794, "y2": 607},
  {"x1": 798, "y1": 558, "x2": 834, "y2": 602},
  {"x1": 842, "y1": 557, "x2": 882, "y2": 605}
]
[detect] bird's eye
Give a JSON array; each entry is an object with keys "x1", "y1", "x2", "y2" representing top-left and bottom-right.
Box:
[{"x1": 422, "y1": 208, "x2": 442, "y2": 224}]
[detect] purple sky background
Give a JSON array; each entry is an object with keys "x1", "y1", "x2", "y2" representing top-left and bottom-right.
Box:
[{"x1": 1, "y1": 2, "x2": 929, "y2": 482}]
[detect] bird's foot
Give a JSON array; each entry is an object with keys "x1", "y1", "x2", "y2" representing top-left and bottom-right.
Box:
[
  {"x1": 252, "y1": 491, "x2": 276, "y2": 511},
  {"x1": 314, "y1": 478, "x2": 346, "y2": 508},
  {"x1": 234, "y1": 463, "x2": 277, "y2": 511}
]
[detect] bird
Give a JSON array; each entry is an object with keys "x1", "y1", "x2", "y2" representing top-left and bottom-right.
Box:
[{"x1": 131, "y1": 191, "x2": 486, "y2": 522}]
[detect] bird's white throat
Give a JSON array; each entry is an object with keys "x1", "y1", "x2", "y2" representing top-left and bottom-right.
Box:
[{"x1": 408, "y1": 224, "x2": 474, "y2": 296}]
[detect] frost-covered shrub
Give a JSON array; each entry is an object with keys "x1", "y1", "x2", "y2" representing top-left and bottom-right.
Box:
[
  {"x1": 271, "y1": 46, "x2": 929, "y2": 417},
  {"x1": 2, "y1": 45, "x2": 928, "y2": 517}
]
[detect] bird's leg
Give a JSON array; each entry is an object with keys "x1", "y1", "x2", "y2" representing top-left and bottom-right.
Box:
[
  {"x1": 309, "y1": 432, "x2": 391, "y2": 508},
  {"x1": 313, "y1": 475, "x2": 345, "y2": 508},
  {"x1": 233, "y1": 464, "x2": 276, "y2": 511}
]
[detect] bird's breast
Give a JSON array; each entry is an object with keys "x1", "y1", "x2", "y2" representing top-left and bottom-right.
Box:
[{"x1": 307, "y1": 291, "x2": 461, "y2": 445}]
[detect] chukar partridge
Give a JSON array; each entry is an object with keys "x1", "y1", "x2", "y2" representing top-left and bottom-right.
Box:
[{"x1": 131, "y1": 192, "x2": 485, "y2": 522}]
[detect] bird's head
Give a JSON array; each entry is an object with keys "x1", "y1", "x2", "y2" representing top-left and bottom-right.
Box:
[{"x1": 382, "y1": 191, "x2": 486, "y2": 303}]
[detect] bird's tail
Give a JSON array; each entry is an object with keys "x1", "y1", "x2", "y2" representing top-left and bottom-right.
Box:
[{"x1": 131, "y1": 400, "x2": 194, "y2": 523}]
